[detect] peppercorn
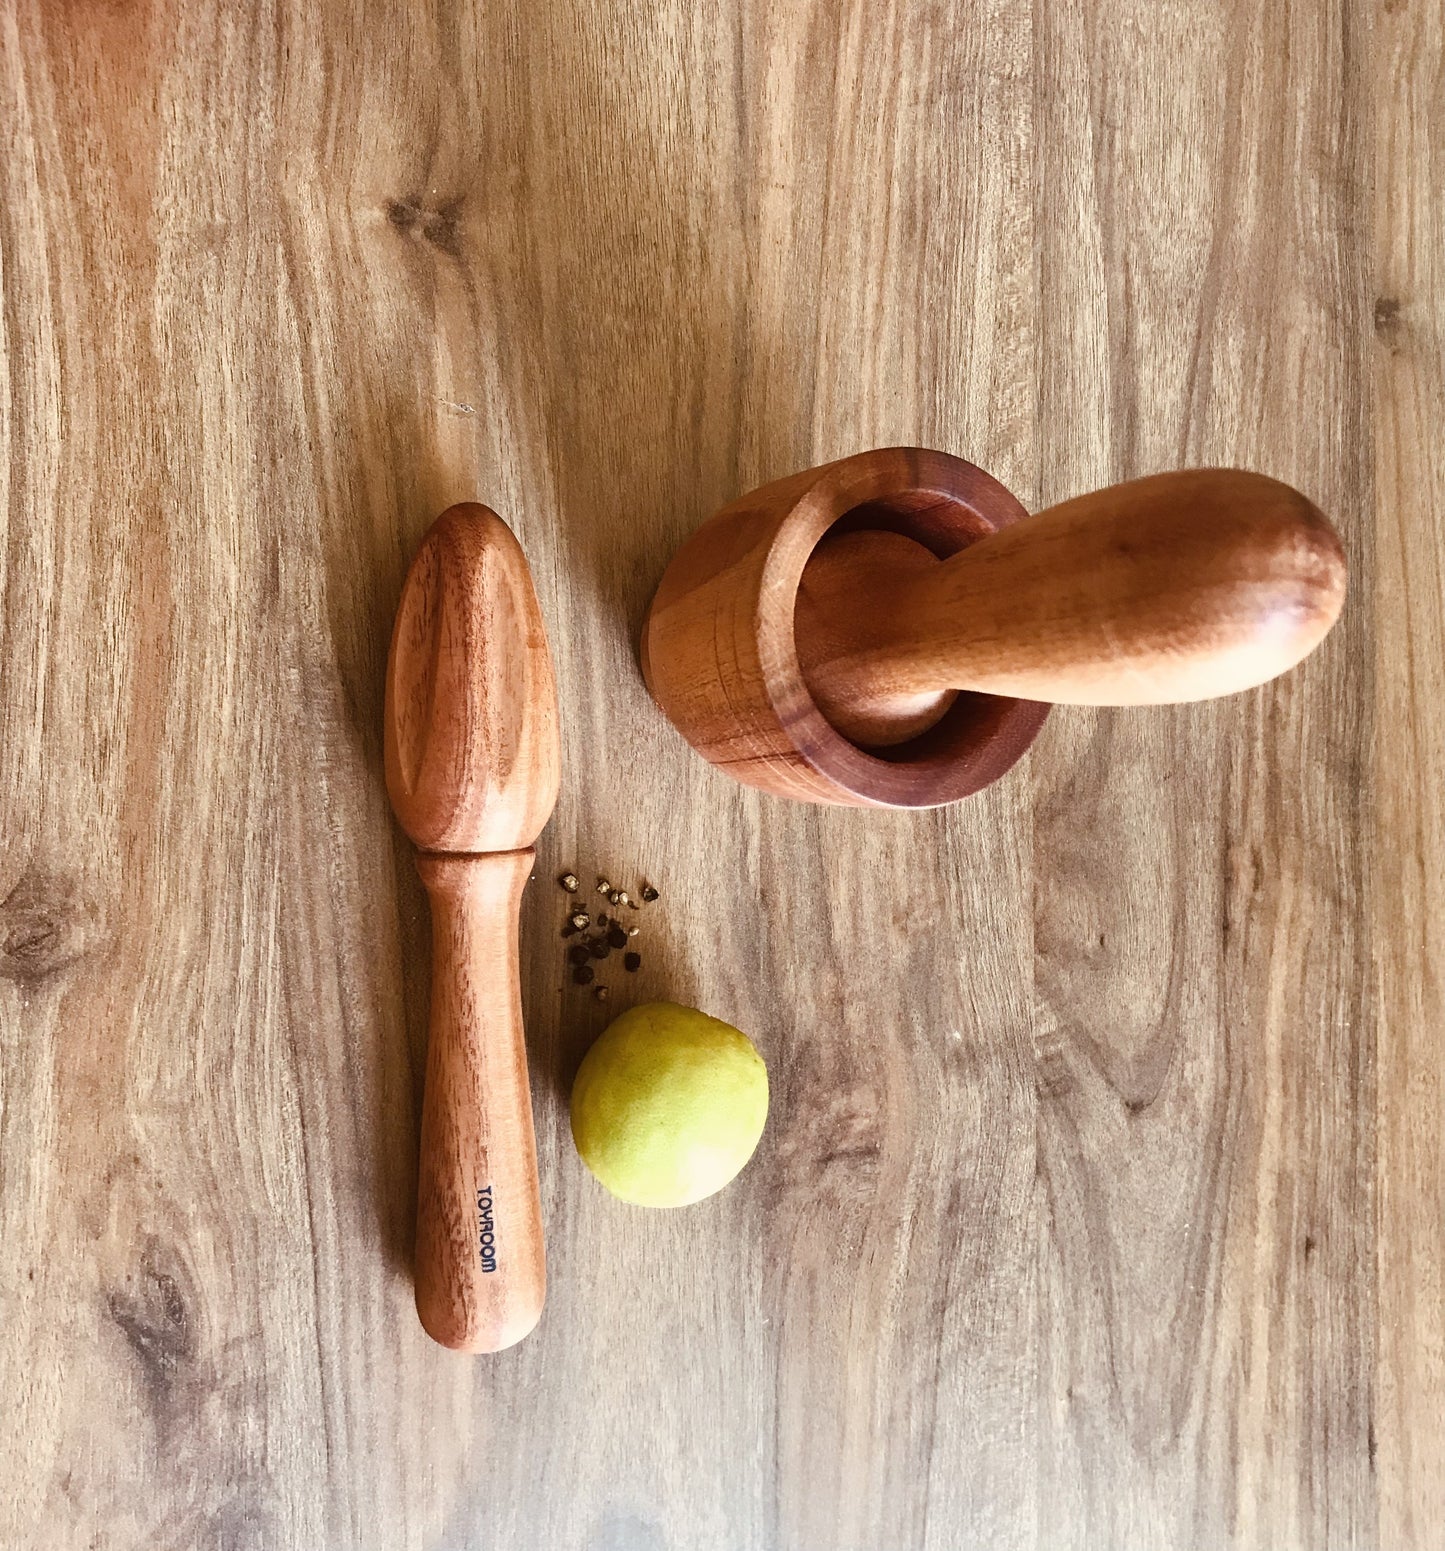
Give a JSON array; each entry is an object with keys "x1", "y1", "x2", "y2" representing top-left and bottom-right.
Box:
[{"x1": 563, "y1": 867, "x2": 664, "y2": 990}]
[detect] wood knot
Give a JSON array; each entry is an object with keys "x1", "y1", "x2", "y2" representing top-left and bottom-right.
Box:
[
  {"x1": 0, "y1": 867, "x2": 103, "y2": 987},
  {"x1": 106, "y1": 1242, "x2": 199, "y2": 1416},
  {"x1": 384, "y1": 194, "x2": 465, "y2": 257},
  {"x1": 1374, "y1": 296, "x2": 1405, "y2": 350},
  {"x1": 770, "y1": 1079, "x2": 885, "y2": 1200}
]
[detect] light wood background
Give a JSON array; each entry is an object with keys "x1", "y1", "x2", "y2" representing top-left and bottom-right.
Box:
[{"x1": 0, "y1": 2, "x2": 1438, "y2": 1548}]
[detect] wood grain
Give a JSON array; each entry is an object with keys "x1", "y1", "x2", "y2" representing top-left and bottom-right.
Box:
[
  {"x1": 0, "y1": 2, "x2": 1426, "y2": 1549},
  {"x1": 1032, "y1": 4, "x2": 1373, "y2": 1547},
  {"x1": 1375, "y1": 1, "x2": 1445, "y2": 1544}
]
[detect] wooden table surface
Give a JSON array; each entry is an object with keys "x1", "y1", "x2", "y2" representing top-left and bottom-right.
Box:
[{"x1": 2, "y1": 3, "x2": 1440, "y2": 1548}]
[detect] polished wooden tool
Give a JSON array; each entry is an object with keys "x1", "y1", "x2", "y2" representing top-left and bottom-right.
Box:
[
  {"x1": 641, "y1": 449, "x2": 1346, "y2": 807},
  {"x1": 385, "y1": 503, "x2": 561, "y2": 1352}
]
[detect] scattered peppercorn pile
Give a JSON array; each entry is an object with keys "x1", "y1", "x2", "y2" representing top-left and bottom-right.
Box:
[{"x1": 557, "y1": 871, "x2": 660, "y2": 1004}]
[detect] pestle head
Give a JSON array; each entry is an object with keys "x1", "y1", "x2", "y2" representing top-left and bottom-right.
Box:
[{"x1": 385, "y1": 504, "x2": 561, "y2": 852}]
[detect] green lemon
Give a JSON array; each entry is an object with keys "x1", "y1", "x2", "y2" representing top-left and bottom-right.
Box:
[{"x1": 570, "y1": 1002, "x2": 769, "y2": 1207}]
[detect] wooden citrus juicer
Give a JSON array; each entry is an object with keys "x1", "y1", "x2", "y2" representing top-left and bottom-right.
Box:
[
  {"x1": 641, "y1": 449, "x2": 1346, "y2": 807},
  {"x1": 384, "y1": 503, "x2": 561, "y2": 1352}
]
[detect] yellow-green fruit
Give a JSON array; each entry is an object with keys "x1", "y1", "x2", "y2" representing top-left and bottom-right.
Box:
[{"x1": 570, "y1": 1002, "x2": 769, "y2": 1207}]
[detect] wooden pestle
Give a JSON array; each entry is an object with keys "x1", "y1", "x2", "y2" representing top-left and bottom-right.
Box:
[
  {"x1": 384, "y1": 504, "x2": 561, "y2": 1353},
  {"x1": 794, "y1": 470, "x2": 1348, "y2": 748}
]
